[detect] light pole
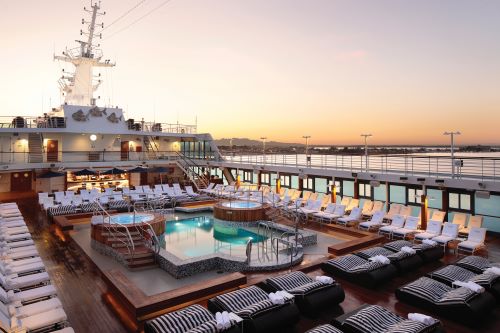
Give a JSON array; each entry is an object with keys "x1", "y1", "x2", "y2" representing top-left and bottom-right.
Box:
[
  {"x1": 260, "y1": 137, "x2": 267, "y2": 164},
  {"x1": 443, "y1": 131, "x2": 461, "y2": 178},
  {"x1": 302, "y1": 135, "x2": 311, "y2": 166},
  {"x1": 229, "y1": 138, "x2": 234, "y2": 158},
  {"x1": 360, "y1": 134, "x2": 372, "y2": 172}
]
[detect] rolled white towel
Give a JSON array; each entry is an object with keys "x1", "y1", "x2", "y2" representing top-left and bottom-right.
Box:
[
  {"x1": 275, "y1": 290, "x2": 294, "y2": 300},
  {"x1": 268, "y1": 292, "x2": 285, "y2": 304},
  {"x1": 368, "y1": 255, "x2": 390, "y2": 265},
  {"x1": 484, "y1": 267, "x2": 500, "y2": 276},
  {"x1": 221, "y1": 311, "x2": 231, "y2": 329},
  {"x1": 452, "y1": 280, "x2": 485, "y2": 293},
  {"x1": 422, "y1": 239, "x2": 437, "y2": 246},
  {"x1": 408, "y1": 313, "x2": 435, "y2": 325},
  {"x1": 215, "y1": 312, "x2": 225, "y2": 330},
  {"x1": 401, "y1": 246, "x2": 416, "y2": 255},
  {"x1": 315, "y1": 275, "x2": 334, "y2": 285},
  {"x1": 228, "y1": 312, "x2": 243, "y2": 323}
]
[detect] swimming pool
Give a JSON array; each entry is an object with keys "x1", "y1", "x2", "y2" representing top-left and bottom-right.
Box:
[
  {"x1": 162, "y1": 216, "x2": 267, "y2": 259},
  {"x1": 110, "y1": 213, "x2": 154, "y2": 224},
  {"x1": 220, "y1": 201, "x2": 262, "y2": 209}
]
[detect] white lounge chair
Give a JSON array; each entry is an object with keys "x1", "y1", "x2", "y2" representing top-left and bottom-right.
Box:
[
  {"x1": 1, "y1": 247, "x2": 38, "y2": 260},
  {"x1": 0, "y1": 284, "x2": 57, "y2": 305},
  {"x1": 320, "y1": 205, "x2": 346, "y2": 224},
  {"x1": 0, "y1": 260, "x2": 45, "y2": 276},
  {"x1": 313, "y1": 203, "x2": 336, "y2": 221},
  {"x1": 0, "y1": 272, "x2": 50, "y2": 290},
  {"x1": 457, "y1": 227, "x2": 487, "y2": 255},
  {"x1": 384, "y1": 204, "x2": 402, "y2": 221},
  {"x1": 339, "y1": 196, "x2": 351, "y2": 207},
  {"x1": 0, "y1": 233, "x2": 32, "y2": 243},
  {"x1": 460, "y1": 215, "x2": 483, "y2": 236},
  {"x1": 363, "y1": 200, "x2": 384, "y2": 218},
  {"x1": 431, "y1": 222, "x2": 459, "y2": 249},
  {"x1": 11, "y1": 307, "x2": 68, "y2": 332},
  {"x1": 345, "y1": 198, "x2": 359, "y2": 213},
  {"x1": 430, "y1": 210, "x2": 446, "y2": 222},
  {"x1": 0, "y1": 226, "x2": 29, "y2": 236},
  {"x1": 185, "y1": 186, "x2": 200, "y2": 198},
  {"x1": 0, "y1": 239, "x2": 34, "y2": 249},
  {"x1": 414, "y1": 220, "x2": 443, "y2": 242},
  {"x1": 1, "y1": 296, "x2": 62, "y2": 319},
  {"x1": 336, "y1": 207, "x2": 362, "y2": 227},
  {"x1": 392, "y1": 216, "x2": 421, "y2": 240},
  {"x1": 360, "y1": 200, "x2": 374, "y2": 216},
  {"x1": 398, "y1": 206, "x2": 413, "y2": 218},
  {"x1": 451, "y1": 212, "x2": 468, "y2": 233},
  {"x1": 358, "y1": 211, "x2": 386, "y2": 231},
  {"x1": 379, "y1": 214, "x2": 406, "y2": 238},
  {"x1": 200, "y1": 183, "x2": 216, "y2": 193}
]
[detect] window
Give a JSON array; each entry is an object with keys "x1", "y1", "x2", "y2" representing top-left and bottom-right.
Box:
[
  {"x1": 407, "y1": 188, "x2": 423, "y2": 204},
  {"x1": 243, "y1": 171, "x2": 253, "y2": 183},
  {"x1": 449, "y1": 192, "x2": 471, "y2": 211},
  {"x1": 358, "y1": 183, "x2": 371, "y2": 198},
  {"x1": 327, "y1": 180, "x2": 341, "y2": 194},
  {"x1": 279, "y1": 175, "x2": 290, "y2": 187},
  {"x1": 260, "y1": 173, "x2": 270, "y2": 184},
  {"x1": 303, "y1": 178, "x2": 313, "y2": 190}
]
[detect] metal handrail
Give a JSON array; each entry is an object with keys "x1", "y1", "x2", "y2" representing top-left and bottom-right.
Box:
[{"x1": 176, "y1": 152, "x2": 210, "y2": 187}]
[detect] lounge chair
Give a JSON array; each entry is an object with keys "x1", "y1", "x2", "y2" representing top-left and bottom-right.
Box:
[
  {"x1": 200, "y1": 183, "x2": 216, "y2": 194},
  {"x1": 0, "y1": 285, "x2": 57, "y2": 305},
  {"x1": 0, "y1": 226, "x2": 29, "y2": 236},
  {"x1": 185, "y1": 186, "x2": 200, "y2": 198},
  {"x1": 354, "y1": 244, "x2": 423, "y2": 273},
  {"x1": 319, "y1": 205, "x2": 346, "y2": 224},
  {"x1": 336, "y1": 207, "x2": 362, "y2": 227},
  {"x1": 207, "y1": 286, "x2": 300, "y2": 333},
  {"x1": 298, "y1": 199, "x2": 322, "y2": 221},
  {"x1": 345, "y1": 199, "x2": 359, "y2": 213},
  {"x1": 460, "y1": 215, "x2": 483, "y2": 237},
  {"x1": 392, "y1": 216, "x2": 421, "y2": 240},
  {"x1": 312, "y1": 203, "x2": 336, "y2": 221},
  {"x1": 360, "y1": 200, "x2": 373, "y2": 217},
  {"x1": 457, "y1": 227, "x2": 487, "y2": 255},
  {"x1": 321, "y1": 254, "x2": 398, "y2": 288},
  {"x1": 378, "y1": 214, "x2": 406, "y2": 238},
  {"x1": 362, "y1": 200, "x2": 384, "y2": 219},
  {"x1": 358, "y1": 211, "x2": 385, "y2": 231},
  {"x1": 430, "y1": 210, "x2": 446, "y2": 222},
  {"x1": 0, "y1": 259, "x2": 45, "y2": 276},
  {"x1": 1, "y1": 307, "x2": 68, "y2": 332},
  {"x1": 331, "y1": 304, "x2": 442, "y2": 333},
  {"x1": 263, "y1": 271, "x2": 345, "y2": 317},
  {"x1": 0, "y1": 233, "x2": 32, "y2": 243},
  {"x1": 0, "y1": 272, "x2": 50, "y2": 290},
  {"x1": 384, "y1": 239, "x2": 444, "y2": 263},
  {"x1": 398, "y1": 205, "x2": 413, "y2": 218},
  {"x1": 396, "y1": 276, "x2": 496, "y2": 325},
  {"x1": 1, "y1": 297, "x2": 63, "y2": 319},
  {"x1": 339, "y1": 196, "x2": 351, "y2": 207},
  {"x1": 431, "y1": 222, "x2": 459, "y2": 249},
  {"x1": 383, "y1": 204, "x2": 402, "y2": 221},
  {"x1": 414, "y1": 220, "x2": 442, "y2": 242},
  {"x1": 427, "y1": 264, "x2": 500, "y2": 299},
  {"x1": 0, "y1": 239, "x2": 34, "y2": 249},
  {"x1": 451, "y1": 212, "x2": 468, "y2": 233},
  {"x1": 144, "y1": 304, "x2": 241, "y2": 333}
]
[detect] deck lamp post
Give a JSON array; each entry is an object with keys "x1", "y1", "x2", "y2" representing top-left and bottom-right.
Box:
[
  {"x1": 443, "y1": 131, "x2": 461, "y2": 179},
  {"x1": 260, "y1": 137, "x2": 267, "y2": 164},
  {"x1": 360, "y1": 134, "x2": 372, "y2": 172},
  {"x1": 302, "y1": 135, "x2": 311, "y2": 167}
]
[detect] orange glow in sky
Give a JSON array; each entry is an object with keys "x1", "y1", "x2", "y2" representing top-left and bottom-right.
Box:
[{"x1": 2, "y1": 0, "x2": 499, "y2": 145}]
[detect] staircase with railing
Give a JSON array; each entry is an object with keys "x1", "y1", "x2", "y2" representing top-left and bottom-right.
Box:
[
  {"x1": 143, "y1": 135, "x2": 159, "y2": 160},
  {"x1": 28, "y1": 133, "x2": 44, "y2": 163},
  {"x1": 175, "y1": 152, "x2": 210, "y2": 190}
]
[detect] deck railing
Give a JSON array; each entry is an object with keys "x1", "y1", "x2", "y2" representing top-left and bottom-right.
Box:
[
  {"x1": 218, "y1": 153, "x2": 499, "y2": 182},
  {"x1": 0, "y1": 116, "x2": 67, "y2": 129}
]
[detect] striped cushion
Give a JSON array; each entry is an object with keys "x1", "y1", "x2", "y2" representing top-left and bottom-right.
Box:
[
  {"x1": 429, "y1": 265, "x2": 476, "y2": 284},
  {"x1": 386, "y1": 251, "x2": 413, "y2": 261},
  {"x1": 108, "y1": 200, "x2": 129, "y2": 209},
  {"x1": 80, "y1": 202, "x2": 98, "y2": 212},
  {"x1": 327, "y1": 255, "x2": 387, "y2": 274},
  {"x1": 384, "y1": 240, "x2": 413, "y2": 252},
  {"x1": 214, "y1": 286, "x2": 281, "y2": 319},
  {"x1": 186, "y1": 320, "x2": 218, "y2": 333},
  {"x1": 48, "y1": 205, "x2": 76, "y2": 216},
  {"x1": 146, "y1": 304, "x2": 214, "y2": 333},
  {"x1": 412, "y1": 242, "x2": 439, "y2": 251},
  {"x1": 306, "y1": 324, "x2": 344, "y2": 333},
  {"x1": 355, "y1": 247, "x2": 394, "y2": 260},
  {"x1": 400, "y1": 277, "x2": 474, "y2": 305},
  {"x1": 455, "y1": 256, "x2": 497, "y2": 274},
  {"x1": 343, "y1": 305, "x2": 435, "y2": 333},
  {"x1": 267, "y1": 271, "x2": 330, "y2": 296}
]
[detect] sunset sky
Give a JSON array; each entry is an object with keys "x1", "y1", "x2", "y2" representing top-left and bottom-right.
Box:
[{"x1": 2, "y1": 0, "x2": 500, "y2": 145}]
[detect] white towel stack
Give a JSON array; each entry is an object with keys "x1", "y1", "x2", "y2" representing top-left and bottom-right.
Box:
[
  {"x1": 315, "y1": 275, "x2": 334, "y2": 284},
  {"x1": 452, "y1": 280, "x2": 485, "y2": 293},
  {"x1": 401, "y1": 246, "x2": 416, "y2": 255},
  {"x1": 422, "y1": 239, "x2": 437, "y2": 246},
  {"x1": 484, "y1": 267, "x2": 500, "y2": 276},
  {"x1": 368, "y1": 255, "x2": 390, "y2": 265},
  {"x1": 408, "y1": 313, "x2": 435, "y2": 325},
  {"x1": 215, "y1": 311, "x2": 232, "y2": 330},
  {"x1": 268, "y1": 292, "x2": 285, "y2": 304},
  {"x1": 228, "y1": 312, "x2": 243, "y2": 323},
  {"x1": 275, "y1": 290, "x2": 294, "y2": 300}
]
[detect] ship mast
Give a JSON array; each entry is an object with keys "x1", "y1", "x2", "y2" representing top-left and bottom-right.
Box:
[{"x1": 54, "y1": 1, "x2": 115, "y2": 107}]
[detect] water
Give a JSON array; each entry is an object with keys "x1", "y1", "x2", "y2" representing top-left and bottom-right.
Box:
[
  {"x1": 220, "y1": 201, "x2": 262, "y2": 209},
  {"x1": 162, "y1": 216, "x2": 267, "y2": 259},
  {"x1": 110, "y1": 213, "x2": 154, "y2": 224}
]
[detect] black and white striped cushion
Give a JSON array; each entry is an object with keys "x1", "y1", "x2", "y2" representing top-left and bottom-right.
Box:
[
  {"x1": 48, "y1": 205, "x2": 76, "y2": 216},
  {"x1": 429, "y1": 265, "x2": 476, "y2": 284},
  {"x1": 355, "y1": 247, "x2": 394, "y2": 260},
  {"x1": 214, "y1": 286, "x2": 280, "y2": 319},
  {"x1": 386, "y1": 251, "x2": 413, "y2": 261},
  {"x1": 327, "y1": 255, "x2": 387, "y2": 274},
  {"x1": 186, "y1": 320, "x2": 218, "y2": 333},
  {"x1": 384, "y1": 240, "x2": 413, "y2": 252},
  {"x1": 146, "y1": 304, "x2": 214, "y2": 333},
  {"x1": 455, "y1": 256, "x2": 497, "y2": 274},
  {"x1": 400, "y1": 277, "x2": 474, "y2": 305},
  {"x1": 306, "y1": 324, "x2": 344, "y2": 333},
  {"x1": 108, "y1": 200, "x2": 129, "y2": 209},
  {"x1": 343, "y1": 305, "x2": 435, "y2": 333},
  {"x1": 267, "y1": 271, "x2": 330, "y2": 296},
  {"x1": 412, "y1": 242, "x2": 439, "y2": 251},
  {"x1": 80, "y1": 202, "x2": 98, "y2": 212}
]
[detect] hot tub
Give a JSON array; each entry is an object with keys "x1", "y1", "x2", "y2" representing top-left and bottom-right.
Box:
[{"x1": 213, "y1": 200, "x2": 268, "y2": 222}]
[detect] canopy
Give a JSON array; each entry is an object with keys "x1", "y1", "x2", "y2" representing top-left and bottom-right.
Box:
[
  {"x1": 38, "y1": 171, "x2": 66, "y2": 179},
  {"x1": 102, "y1": 167, "x2": 126, "y2": 175},
  {"x1": 128, "y1": 166, "x2": 148, "y2": 173},
  {"x1": 73, "y1": 168, "x2": 96, "y2": 176}
]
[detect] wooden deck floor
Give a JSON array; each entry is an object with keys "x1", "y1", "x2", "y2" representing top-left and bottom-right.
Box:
[{"x1": 12, "y1": 197, "x2": 500, "y2": 333}]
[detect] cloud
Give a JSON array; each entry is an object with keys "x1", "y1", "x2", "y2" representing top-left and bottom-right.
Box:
[{"x1": 335, "y1": 50, "x2": 367, "y2": 63}]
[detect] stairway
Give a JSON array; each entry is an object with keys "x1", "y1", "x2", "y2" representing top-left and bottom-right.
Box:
[
  {"x1": 176, "y1": 153, "x2": 210, "y2": 190},
  {"x1": 143, "y1": 136, "x2": 159, "y2": 160},
  {"x1": 100, "y1": 230, "x2": 158, "y2": 270},
  {"x1": 28, "y1": 133, "x2": 44, "y2": 163}
]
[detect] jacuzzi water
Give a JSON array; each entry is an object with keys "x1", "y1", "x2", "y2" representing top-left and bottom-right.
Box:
[
  {"x1": 220, "y1": 201, "x2": 262, "y2": 209},
  {"x1": 110, "y1": 213, "x2": 154, "y2": 224},
  {"x1": 162, "y1": 216, "x2": 267, "y2": 260}
]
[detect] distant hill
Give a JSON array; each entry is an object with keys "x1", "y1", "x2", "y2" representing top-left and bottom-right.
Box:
[{"x1": 215, "y1": 138, "x2": 304, "y2": 147}]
